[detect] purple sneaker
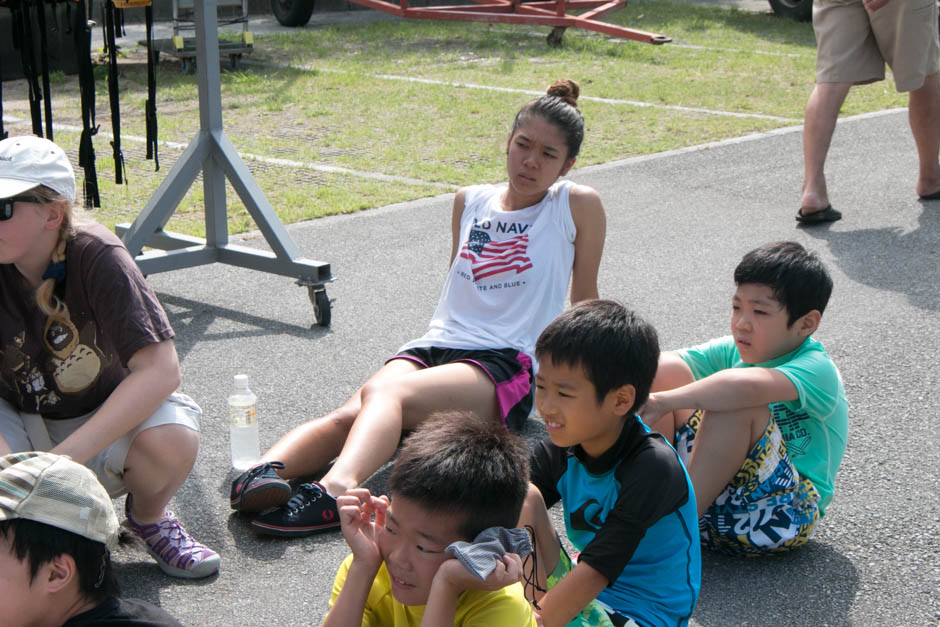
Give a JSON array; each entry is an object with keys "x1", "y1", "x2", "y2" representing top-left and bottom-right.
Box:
[{"x1": 124, "y1": 497, "x2": 221, "y2": 579}]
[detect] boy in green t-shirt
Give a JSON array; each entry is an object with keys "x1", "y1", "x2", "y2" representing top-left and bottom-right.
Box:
[
  {"x1": 323, "y1": 410, "x2": 537, "y2": 626},
  {"x1": 641, "y1": 241, "x2": 848, "y2": 555}
]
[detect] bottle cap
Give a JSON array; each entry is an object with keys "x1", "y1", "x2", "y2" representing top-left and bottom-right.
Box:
[{"x1": 233, "y1": 374, "x2": 249, "y2": 389}]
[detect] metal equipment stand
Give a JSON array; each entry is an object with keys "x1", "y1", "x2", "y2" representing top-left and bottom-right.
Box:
[
  {"x1": 162, "y1": 0, "x2": 253, "y2": 72},
  {"x1": 116, "y1": 0, "x2": 333, "y2": 326}
]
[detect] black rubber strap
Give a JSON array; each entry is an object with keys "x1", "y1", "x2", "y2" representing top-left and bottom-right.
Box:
[
  {"x1": 36, "y1": 0, "x2": 54, "y2": 140},
  {"x1": 16, "y1": 1, "x2": 44, "y2": 136},
  {"x1": 0, "y1": 19, "x2": 6, "y2": 142},
  {"x1": 0, "y1": 73, "x2": 6, "y2": 142},
  {"x1": 104, "y1": 0, "x2": 126, "y2": 184},
  {"x1": 74, "y1": 0, "x2": 100, "y2": 207},
  {"x1": 116, "y1": 1, "x2": 126, "y2": 37},
  {"x1": 144, "y1": 4, "x2": 159, "y2": 170}
]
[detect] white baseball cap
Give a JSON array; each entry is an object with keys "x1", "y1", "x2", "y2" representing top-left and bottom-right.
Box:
[
  {"x1": 0, "y1": 135, "x2": 76, "y2": 202},
  {"x1": 0, "y1": 452, "x2": 119, "y2": 550}
]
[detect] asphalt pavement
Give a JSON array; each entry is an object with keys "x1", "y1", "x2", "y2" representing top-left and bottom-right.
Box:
[
  {"x1": 100, "y1": 7, "x2": 938, "y2": 627},
  {"x1": 107, "y1": 105, "x2": 940, "y2": 626}
]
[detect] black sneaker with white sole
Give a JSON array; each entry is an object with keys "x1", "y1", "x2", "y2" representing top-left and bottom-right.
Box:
[
  {"x1": 250, "y1": 481, "x2": 340, "y2": 537},
  {"x1": 230, "y1": 461, "x2": 292, "y2": 513}
]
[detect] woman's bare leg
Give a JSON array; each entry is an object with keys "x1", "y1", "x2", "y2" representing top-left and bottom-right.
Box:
[
  {"x1": 124, "y1": 424, "x2": 198, "y2": 522},
  {"x1": 260, "y1": 359, "x2": 421, "y2": 479},
  {"x1": 318, "y1": 362, "x2": 499, "y2": 496}
]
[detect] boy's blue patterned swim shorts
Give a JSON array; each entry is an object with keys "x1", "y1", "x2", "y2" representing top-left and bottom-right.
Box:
[{"x1": 676, "y1": 410, "x2": 820, "y2": 556}]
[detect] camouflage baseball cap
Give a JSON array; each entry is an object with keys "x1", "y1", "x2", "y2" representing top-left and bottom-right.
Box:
[{"x1": 0, "y1": 452, "x2": 119, "y2": 550}]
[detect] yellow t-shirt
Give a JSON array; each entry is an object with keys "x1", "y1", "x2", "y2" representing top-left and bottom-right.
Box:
[{"x1": 328, "y1": 555, "x2": 537, "y2": 626}]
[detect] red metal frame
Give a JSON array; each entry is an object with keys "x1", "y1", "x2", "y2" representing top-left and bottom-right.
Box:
[{"x1": 347, "y1": 0, "x2": 671, "y2": 44}]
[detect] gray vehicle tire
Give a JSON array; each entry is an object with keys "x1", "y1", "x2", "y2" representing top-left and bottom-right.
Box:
[
  {"x1": 768, "y1": 0, "x2": 812, "y2": 21},
  {"x1": 271, "y1": 0, "x2": 315, "y2": 27}
]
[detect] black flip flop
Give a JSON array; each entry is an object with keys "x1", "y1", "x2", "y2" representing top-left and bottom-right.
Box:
[
  {"x1": 796, "y1": 205, "x2": 842, "y2": 224},
  {"x1": 918, "y1": 189, "x2": 940, "y2": 201}
]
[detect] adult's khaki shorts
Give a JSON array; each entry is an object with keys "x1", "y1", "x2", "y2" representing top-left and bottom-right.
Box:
[
  {"x1": 0, "y1": 392, "x2": 201, "y2": 497},
  {"x1": 814, "y1": 0, "x2": 940, "y2": 92}
]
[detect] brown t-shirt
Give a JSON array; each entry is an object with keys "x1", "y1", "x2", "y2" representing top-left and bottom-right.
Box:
[{"x1": 0, "y1": 225, "x2": 174, "y2": 419}]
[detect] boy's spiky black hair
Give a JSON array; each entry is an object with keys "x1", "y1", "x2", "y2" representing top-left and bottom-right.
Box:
[
  {"x1": 734, "y1": 241, "x2": 833, "y2": 326},
  {"x1": 535, "y1": 299, "x2": 660, "y2": 413},
  {"x1": 388, "y1": 410, "x2": 530, "y2": 540}
]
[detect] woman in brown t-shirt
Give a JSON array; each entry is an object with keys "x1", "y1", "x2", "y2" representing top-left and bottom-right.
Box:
[{"x1": 0, "y1": 135, "x2": 219, "y2": 580}]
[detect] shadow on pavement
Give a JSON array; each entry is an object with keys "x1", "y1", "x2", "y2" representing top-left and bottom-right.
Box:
[
  {"x1": 800, "y1": 203, "x2": 940, "y2": 313},
  {"x1": 695, "y1": 540, "x2": 859, "y2": 625},
  {"x1": 156, "y1": 292, "x2": 328, "y2": 362},
  {"x1": 112, "y1": 561, "x2": 220, "y2": 607}
]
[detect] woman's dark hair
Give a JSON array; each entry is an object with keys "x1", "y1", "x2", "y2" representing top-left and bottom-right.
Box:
[
  {"x1": 510, "y1": 78, "x2": 585, "y2": 159},
  {"x1": 0, "y1": 518, "x2": 119, "y2": 601}
]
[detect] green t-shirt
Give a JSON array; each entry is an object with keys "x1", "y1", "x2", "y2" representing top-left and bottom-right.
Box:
[
  {"x1": 329, "y1": 555, "x2": 538, "y2": 626},
  {"x1": 678, "y1": 335, "x2": 848, "y2": 516}
]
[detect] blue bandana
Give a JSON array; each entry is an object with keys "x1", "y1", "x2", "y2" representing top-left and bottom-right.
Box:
[{"x1": 41, "y1": 261, "x2": 66, "y2": 282}]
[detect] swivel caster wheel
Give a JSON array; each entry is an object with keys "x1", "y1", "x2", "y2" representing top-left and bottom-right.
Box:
[{"x1": 308, "y1": 286, "x2": 331, "y2": 327}]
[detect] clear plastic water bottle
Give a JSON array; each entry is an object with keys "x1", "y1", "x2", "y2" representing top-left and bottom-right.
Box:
[{"x1": 228, "y1": 374, "x2": 260, "y2": 471}]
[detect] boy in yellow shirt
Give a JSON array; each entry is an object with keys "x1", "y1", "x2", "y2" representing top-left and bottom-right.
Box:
[{"x1": 324, "y1": 410, "x2": 537, "y2": 626}]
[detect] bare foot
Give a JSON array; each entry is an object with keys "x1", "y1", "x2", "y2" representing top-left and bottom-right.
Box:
[
  {"x1": 800, "y1": 190, "x2": 830, "y2": 214},
  {"x1": 916, "y1": 181, "x2": 940, "y2": 199}
]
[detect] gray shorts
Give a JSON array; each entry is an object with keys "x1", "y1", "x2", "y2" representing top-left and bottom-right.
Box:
[{"x1": 0, "y1": 392, "x2": 201, "y2": 498}]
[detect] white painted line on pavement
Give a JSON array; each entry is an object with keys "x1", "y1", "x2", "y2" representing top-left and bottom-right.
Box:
[
  {"x1": 304, "y1": 66, "x2": 801, "y2": 123},
  {"x1": 577, "y1": 107, "x2": 907, "y2": 173},
  {"x1": 1, "y1": 116, "x2": 455, "y2": 190},
  {"x1": 5, "y1": 100, "x2": 902, "y2": 191},
  {"x1": 670, "y1": 43, "x2": 805, "y2": 58}
]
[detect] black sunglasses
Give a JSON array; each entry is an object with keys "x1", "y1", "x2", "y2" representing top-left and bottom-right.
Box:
[{"x1": 0, "y1": 195, "x2": 43, "y2": 221}]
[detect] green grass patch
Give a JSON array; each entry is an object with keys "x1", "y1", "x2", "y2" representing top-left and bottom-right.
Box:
[{"x1": 0, "y1": 0, "x2": 906, "y2": 238}]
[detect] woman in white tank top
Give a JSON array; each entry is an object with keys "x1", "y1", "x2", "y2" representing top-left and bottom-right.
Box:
[{"x1": 232, "y1": 79, "x2": 609, "y2": 542}]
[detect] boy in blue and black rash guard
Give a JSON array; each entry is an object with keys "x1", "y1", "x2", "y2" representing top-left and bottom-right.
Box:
[{"x1": 520, "y1": 300, "x2": 701, "y2": 627}]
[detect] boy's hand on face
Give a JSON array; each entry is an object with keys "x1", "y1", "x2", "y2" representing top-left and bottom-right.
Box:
[
  {"x1": 337, "y1": 488, "x2": 389, "y2": 572},
  {"x1": 435, "y1": 552, "x2": 525, "y2": 594}
]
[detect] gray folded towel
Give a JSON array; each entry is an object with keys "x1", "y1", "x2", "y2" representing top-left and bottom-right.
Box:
[{"x1": 445, "y1": 526, "x2": 533, "y2": 581}]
